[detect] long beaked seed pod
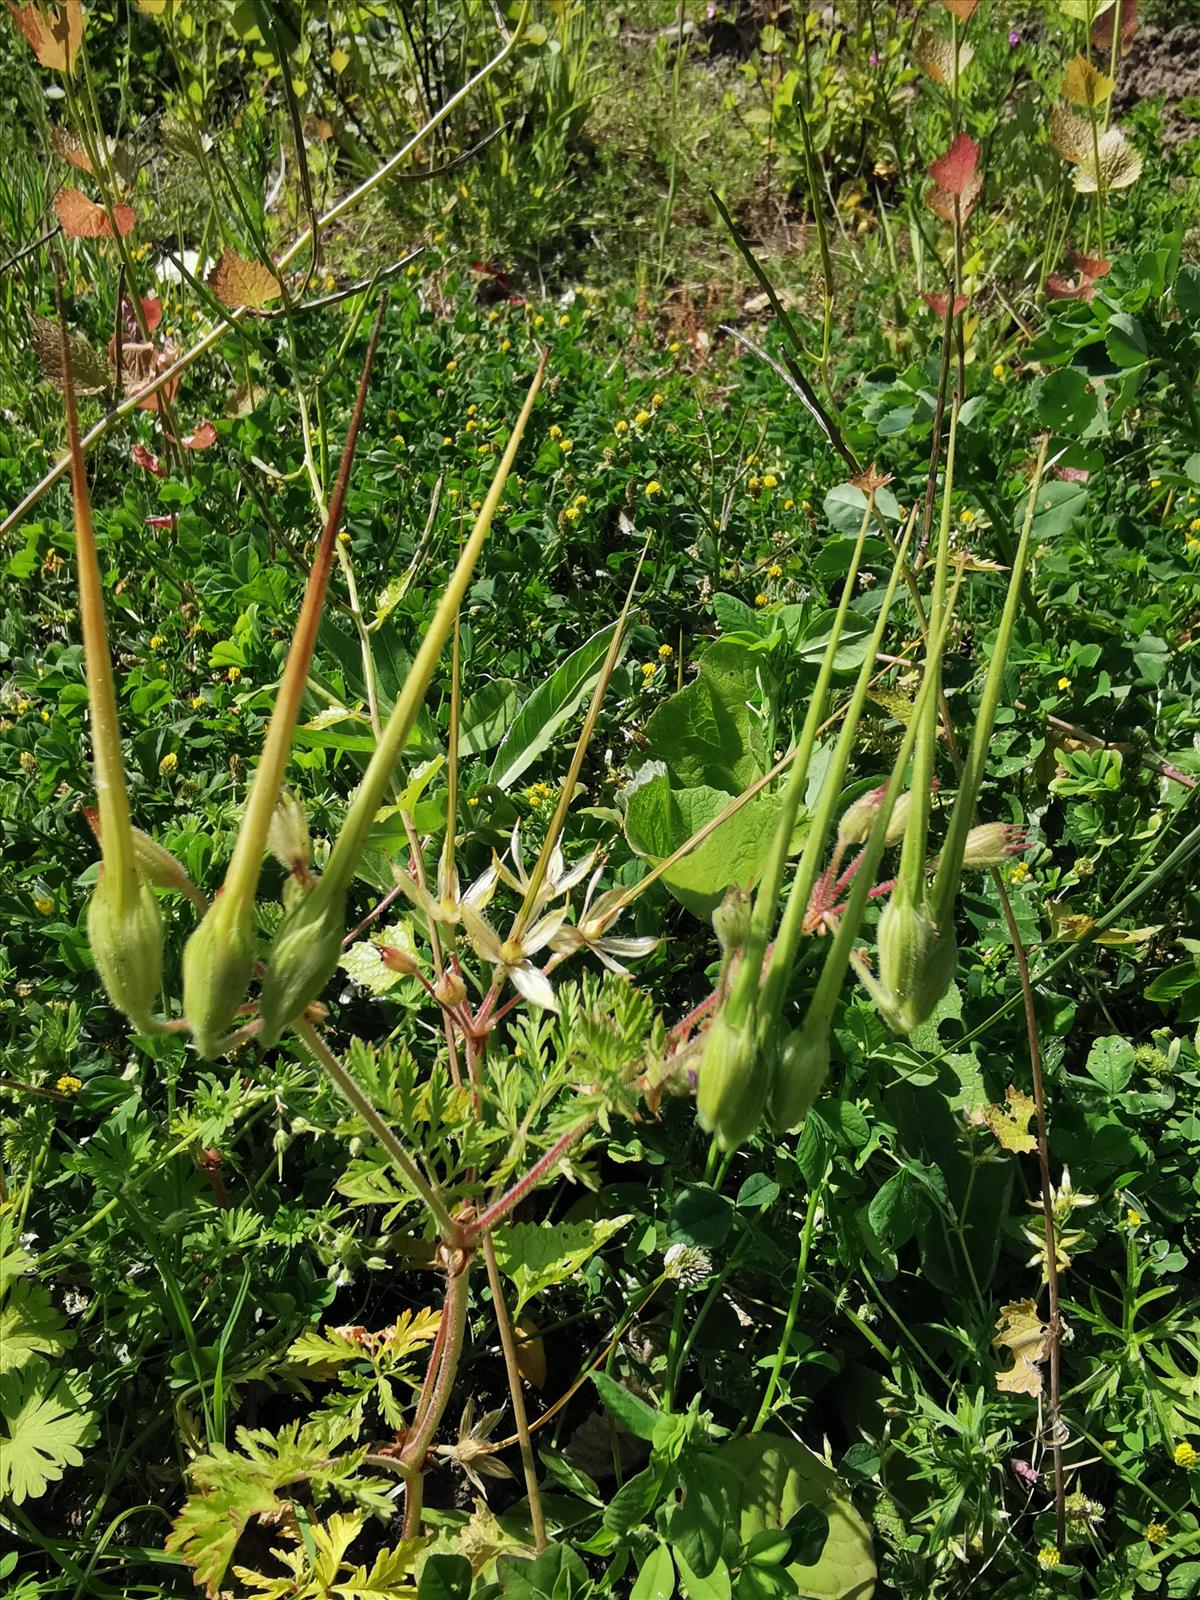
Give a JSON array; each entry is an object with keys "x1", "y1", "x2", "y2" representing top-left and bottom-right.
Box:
[
  {"x1": 182, "y1": 304, "x2": 386, "y2": 1057},
  {"x1": 696, "y1": 1012, "x2": 767, "y2": 1150},
  {"x1": 874, "y1": 882, "x2": 957, "y2": 1035},
  {"x1": 768, "y1": 1022, "x2": 831, "y2": 1132},
  {"x1": 56, "y1": 269, "x2": 164, "y2": 1033},
  {"x1": 256, "y1": 352, "x2": 548, "y2": 1047}
]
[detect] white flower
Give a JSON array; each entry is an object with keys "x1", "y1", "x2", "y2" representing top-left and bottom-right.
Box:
[
  {"x1": 460, "y1": 901, "x2": 566, "y2": 1013},
  {"x1": 548, "y1": 866, "x2": 659, "y2": 976},
  {"x1": 494, "y1": 821, "x2": 595, "y2": 916},
  {"x1": 392, "y1": 857, "x2": 497, "y2": 928}
]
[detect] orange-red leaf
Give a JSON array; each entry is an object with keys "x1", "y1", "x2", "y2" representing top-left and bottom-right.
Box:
[
  {"x1": 207, "y1": 245, "x2": 281, "y2": 309},
  {"x1": 1066, "y1": 247, "x2": 1111, "y2": 280},
  {"x1": 943, "y1": 0, "x2": 979, "y2": 18},
  {"x1": 1045, "y1": 274, "x2": 1096, "y2": 302},
  {"x1": 929, "y1": 133, "x2": 980, "y2": 197},
  {"x1": 922, "y1": 292, "x2": 968, "y2": 317},
  {"x1": 141, "y1": 295, "x2": 163, "y2": 333},
  {"x1": 180, "y1": 420, "x2": 217, "y2": 450},
  {"x1": 55, "y1": 185, "x2": 135, "y2": 238},
  {"x1": 7, "y1": 0, "x2": 83, "y2": 73},
  {"x1": 927, "y1": 170, "x2": 983, "y2": 223},
  {"x1": 131, "y1": 441, "x2": 165, "y2": 477}
]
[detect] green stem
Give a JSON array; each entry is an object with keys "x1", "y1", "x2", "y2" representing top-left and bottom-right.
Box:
[{"x1": 751, "y1": 1169, "x2": 825, "y2": 1430}]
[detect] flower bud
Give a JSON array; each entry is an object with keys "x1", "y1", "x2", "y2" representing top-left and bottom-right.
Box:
[
  {"x1": 380, "y1": 944, "x2": 421, "y2": 977},
  {"x1": 434, "y1": 968, "x2": 467, "y2": 1008},
  {"x1": 182, "y1": 891, "x2": 258, "y2": 1059},
  {"x1": 87, "y1": 868, "x2": 163, "y2": 1033},
  {"x1": 959, "y1": 822, "x2": 1028, "y2": 869},
  {"x1": 875, "y1": 884, "x2": 957, "y2": 1035},
  {"x1": 696, "y1": 1012, "x2": 766, "y2": 1150},
  {"x1": 256, "y1": 880, "x2": 347, "y2": 1047},
  {"x1": 769, "y1": 1022, "x2": 831, "y2": 1132},
  {"x1": 837, "y1": 786, "x2": 914, "y2": 850},
  {"x1": 85, "y1": 806, "x2": 204, "y2": 911},
  {"x1": 267, "y1": 789, "x2": 312, "y2": 882},
  {"x1": 712, "y1": 885, "x2": 752, "y2": 957}
]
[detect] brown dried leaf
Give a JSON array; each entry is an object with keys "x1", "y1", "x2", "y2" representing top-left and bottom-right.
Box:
[
  {"x1": 915, "y1": 28, "x2": 973, "y2": 85},
  {"x1": 983, "y1": 1085, "x2": 1037, "y2": 1154},
  {"x1": 1092, "y1": 0, "x2": 1137, "y2": 55},
  {"x1": 49, "y1": 125, "x2": 133, "y2": 187},
  {"x1": 1066, "y1": 247, "x2": 1111, "y2": 280},
  {"x1": 1062, "y1": 52, "x2": 1115, "y2": 109},
  {"x1": 131, "y1": 441, "x2": 164, "y2": 477},
  {"x1": 514, "y1": 1314, "x2": 547, "y2": 1389},
  {"x1": 207, "y1": 245, "x2": 281, "y2": 309},
  {"x1": 55, "y1": 185, "x2": 135, "y2": 238},
  {"x1": 943, "y1": 0, "x2": 979, "y2": 17},
  {"x1": 27, "y1": 310, "x2": 110, "y2": 394},
  {"x1": 993, "y1": 1300, "x2": 1048, "y2": 1396},
  {"x1": 923, "y1": 291, "x2": 968, "y2": 317},
  {"x1": 1045, "y1": 273, "x2": 1096, "y2": 302},
  {"x1": 7, "y1": 0, "x2": 83, "y2": 73},
  {"x1": 1073, "y1": 126, "x2": 1143, "y2": 193},
  {"x1": 1049, "y1": 103, "x2": 1091, "y2": 164}
]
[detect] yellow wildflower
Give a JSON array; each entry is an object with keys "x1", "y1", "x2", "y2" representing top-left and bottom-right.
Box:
[
  {"x1": 1126, "y1": 1208, "x2": 1142, "y2": 1228},
  {"x1": 1037, "y1": 1547, "x2": 1060, "y2": 1570},
  {"x1": 442, "y1": 435, "x2": 454, "y2": 445},
  {"x1": 768, "y1": 563, "x2": 783, "y2": 579},
  {"x1": 1174, "y1": 1441, "x2": 1197, "y2": 1470},
  {"x1": 748, "y1": 475, "x2": 761, "y2": 492},
  {"x1": 558, "y1": 314, "x2": 570, "y2": 327},
  {"x1": 149, "y1": 634, "x2": 166, "y2": 650},
  {"x1": 651, "y1": 392, "x2": 664, "y2": 409},
  {"x1": 564, "y1": 505, "x2": 580, "y2": 522},
  {"x1": 158, "y1": 752, "x2": 178, "y2": 776},
  {"x1": 658, "y1": 643, "x2": 673, "y2": 659},
  {"x1": 1150, "y1": 478, "x2": 1161, "y2": 488},
  {"x1": 34, "y1": 896, "x2": 54, "y2": 916},
  {"x1": 1010, "y1": 861, "x2": 1031, "y2": 885},
  {"x1": 761, "y1": 473, "x2": 778, "y2": 489},
  {"x1": 190, "y1": 695, "x2": 204, "y2": 710},
  {"x1": 227, "y1": 666, "x2": 241, "y2": 683},
  {"x1": 533, "y1": 313, "x2": 545, "y2": 328},
  {"x1": 615, "y1": 419, "x2": 629, "y2": 435},
  {"x1": 559, "y1": 439, "x2": 573, "y2": 454},
  {"x1": 549, "y1": 424, "x2": 563, "y2": 439},
  {"x1": 446, "y1": 359, "x2": 457, "y2": 372},
  {"x1": 644, "y1": 480, "x2": 663, "y2": 497},
  {"x1": 641, "y1": 662, "x2": 656, "y2": 677},
  {"x1": 755, "y1": 593, "x2": 769, "y2": 608},
  {"x1": 465, "y1": 420, "x2": 478, "y2": 432},
  {"x1": 55, "y1": 1074, "x2": 82, "y2": 1095},
  {"x1": 1144, "y1": 1523, "x2": 1167, "y2": 1545},
  {"x1": 1058, "y1": 676, "x2": 1071, "y2": 690},
  {"x1": 668, "y1": 340, "x2": 682, "y2": 352},
  {"x1": 634, "y1": 409, "x2": 652, "y2": 427},
  {"x1": 993, "y1": 362, "x2": 1006, "y2": 381},
  {"x1": 500, "y1": 339, "x2": 511, "y2": 352},
  {"x1": 338, "y1": 530, "x2": 351, "y2": 543}
]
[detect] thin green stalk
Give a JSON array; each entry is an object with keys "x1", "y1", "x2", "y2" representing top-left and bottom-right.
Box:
[
  {"x1": 295, "y1": 1018, "x2": 458, "y2": 1243},
  {"x1": 752, "y1": 1166, "x2": 826, "y2": 1431}
]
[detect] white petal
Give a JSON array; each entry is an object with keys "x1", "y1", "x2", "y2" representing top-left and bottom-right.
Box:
[
  {"x1": 459, "y1": 901, "x2": 504, "y2": 963},
  {"x1": 556, "y1": 850, "x2": 597, "y2": 896},
  {"x1": 523, "y1": 906, "x2": 570, "y2": 956},
  {"x1": 392, "y1": 872, "x2": 453, "y2": 925},
  {"x1": 599, "y1": 935, "x2": 659, "y2": 960},
  {"x1": 510, "y1": 960, "x2": 558, "y2": 1012},
  {"x1": 464, "y1": 862, "x2": 498, "y2": 909}
]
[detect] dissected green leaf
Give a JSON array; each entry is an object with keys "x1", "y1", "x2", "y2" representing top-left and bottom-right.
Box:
[
  {"x1": 0, "y1": 1361, "x2": 96, "y2": 1504},
  {"x1": 0, "y1": 1278, "x2": 73, "y2": 1372}
]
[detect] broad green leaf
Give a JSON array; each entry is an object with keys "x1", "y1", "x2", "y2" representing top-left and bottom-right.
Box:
[
  {"x1": 0, "y1": 1362, "x2": 96, "y2": 1504},
  {"x1": 632, "y1": 1544, "x2": 675, "y2": 1600},
  {"x1": 716, "y1": 1433, "x2": 875, "y2": 1600},
  {"x1": 491, "y1": 623, "x2": 621, "y2": 790},
  {"x1": 644, "y1": 641, "x2": 765, "y2": 792},
  {"x1": 590, "y1": 1370, "x2": 662, "y2": 1443},
  {"x1": 624, "y1": 766, "x2": 783, "y2": 918},
  {"x1": 1084, "y1": 1035, "x2": 1136, "y2": 1093},
  {"x1": 1106, "y1": 312, "x2": 1147, "y2": 369},
  {"x1": 491, "y1": 1215, "x2": 633, "y2": 1314},
  {"x1": 461, "y1": 679, "x2": 520, "y2": 756},
  {"x1": 1031, "y1": 480, "x2": 1087, "y2": 540}
]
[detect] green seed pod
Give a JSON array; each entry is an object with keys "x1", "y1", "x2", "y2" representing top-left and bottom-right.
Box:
[
  {"x1": 875, "y1": 884, "x2": 957, "y2": 1035},
  {"x1": 838, "y1": 786, "x2": 913, "y2": 850},
  {"x1": 87, "y1": 868, "x2": 163, "y2": 1033},
  {"x1": 696, "y1": 1012, "x2": 766, "y2": 1150},
  {"x1": 182, "y1": 893, "x2": 258, "y2": 1059},
  {"x1": 712, "y1": 885, "x2": 752, "y2": 958},
  {"x1": 256, "y1": 879, "x2": 347, "y2": 1047},
  {"x1": 85, "y1": 806, "x2": 205, "y2": 911},
  {"x1": 769, "y1": 1022, "x2": 831, "y2": 1132}
]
